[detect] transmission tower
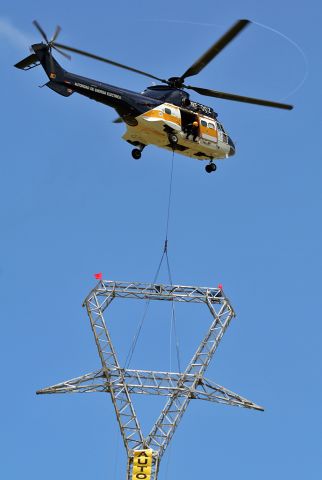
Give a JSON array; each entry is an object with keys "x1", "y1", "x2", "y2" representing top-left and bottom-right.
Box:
[{"x1": 38, "y1": 280, "x2": 263, "y2": 480}]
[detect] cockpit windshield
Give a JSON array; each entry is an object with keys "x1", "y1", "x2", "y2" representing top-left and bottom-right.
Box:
[{"x1": 217, "y1": 122, "x2": 226, "y2": 133}]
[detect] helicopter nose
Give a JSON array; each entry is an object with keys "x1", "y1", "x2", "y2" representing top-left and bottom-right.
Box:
[{"x1": 228, "y1": 136, "x2": 235, "y2": 156}]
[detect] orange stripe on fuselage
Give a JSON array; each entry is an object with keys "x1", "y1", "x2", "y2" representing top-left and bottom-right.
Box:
[
  {"x1": 199, "y1": 123, "x2": 218, "y2": 139},
  {"x1": 142, "y1": 109, "x2": 181, "y2": 126}
]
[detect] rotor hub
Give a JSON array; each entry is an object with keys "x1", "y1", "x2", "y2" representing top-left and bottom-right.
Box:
[{"x1": 167, "y1": 77, "x2": 185, "y2": 88}]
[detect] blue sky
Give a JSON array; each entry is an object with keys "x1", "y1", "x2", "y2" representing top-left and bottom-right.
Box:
[{"x1": 1, "y1": 1, "x2": 322, "y2": 479}]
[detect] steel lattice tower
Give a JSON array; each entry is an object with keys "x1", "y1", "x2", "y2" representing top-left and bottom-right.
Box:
[{"x1": 38, "y1": 280, "x2": 263, "y2": 480}]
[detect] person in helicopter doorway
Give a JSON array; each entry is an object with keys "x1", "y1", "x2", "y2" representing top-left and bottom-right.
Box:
[{"x1": 186, "y1": 120, "x2": 199, "y2": 141}]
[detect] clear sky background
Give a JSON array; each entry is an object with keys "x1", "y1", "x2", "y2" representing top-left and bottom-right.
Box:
[{"x1": 1, "y1": 1, "x2": 321, "y2": 479}]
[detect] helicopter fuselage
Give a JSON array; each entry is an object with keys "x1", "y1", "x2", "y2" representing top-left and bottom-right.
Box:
[
  {"x1": 28, "y1": 43, "x2": 236, "y2": 162},
  {"x1": 66, "y1": 74, "x2": 235, "y2": 160}
]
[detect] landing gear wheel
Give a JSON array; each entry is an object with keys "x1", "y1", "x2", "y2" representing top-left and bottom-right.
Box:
[
  {"x1": 205, "y1": 163, "x2": 217, "y2": 173},
  {"x1": 211, "y1": 163, "x2": 217, "y2": 172},
  {"x1": 168, "y1": 133, "x2": 178, "y2": 145},
  {"x1": 131, "y1": 148, "x2": 141, "y2": 160}
]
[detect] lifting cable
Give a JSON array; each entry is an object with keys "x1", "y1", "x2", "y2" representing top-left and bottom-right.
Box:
[{"x1": 124, "y1": 150, "x2": 181, "y2": 372}]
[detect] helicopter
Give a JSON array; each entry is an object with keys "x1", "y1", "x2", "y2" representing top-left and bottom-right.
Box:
[{"x1": 15, "y1": 19, "x2": 293, "y2": 173}]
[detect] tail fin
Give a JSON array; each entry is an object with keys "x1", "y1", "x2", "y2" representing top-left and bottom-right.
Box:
[
  {"x1": 15, "y1": 44, "x2": 73, "y2": 97},
  {"x1": 14, "y1": 53, "x2": 40, "y2": 70},
  {"x1": 31, "y1": 43, "x2": 66, "y2": 81},
  {"x1": 15, "y1": 43, "x2": 66, "y2": 81}
]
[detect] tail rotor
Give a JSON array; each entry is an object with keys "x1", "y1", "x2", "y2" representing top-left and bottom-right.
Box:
[{"x1": 32, "y1": 20, "x2": 71, "y2": 62}]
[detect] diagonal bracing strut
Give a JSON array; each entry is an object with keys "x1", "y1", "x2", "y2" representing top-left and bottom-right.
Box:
[{"x1": 38, "y1": 280, "x2": 263, "y2": 480}]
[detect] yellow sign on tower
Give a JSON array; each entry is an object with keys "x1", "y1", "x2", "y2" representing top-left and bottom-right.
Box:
[{"x1": 132, "y1": 449, "x2": 153, "y2": 480}]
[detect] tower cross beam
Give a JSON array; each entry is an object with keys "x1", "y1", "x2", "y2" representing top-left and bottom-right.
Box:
[
  {"x1": 84, "y1": 281, "x2": 227, "y2": 311},
  {"x1": 37, "y1": 367, "x2": 264, "y2": 411}
]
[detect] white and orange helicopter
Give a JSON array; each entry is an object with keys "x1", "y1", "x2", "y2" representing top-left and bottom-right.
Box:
[{"x1": 15, "y1": 19, "x2": 293, "y2": 172}]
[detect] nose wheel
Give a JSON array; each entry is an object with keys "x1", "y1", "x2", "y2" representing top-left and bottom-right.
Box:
[
  {"x1": 132, "y1": 148, "x2": 141, "y2": 160},
  {"x1": 131, "y1": 144, "x2": 145, "y2": 160},
  {"x1": 205, "y1": 162, "x2": 217, "y2": 173}
]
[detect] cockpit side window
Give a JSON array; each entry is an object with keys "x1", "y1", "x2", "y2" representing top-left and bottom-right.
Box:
[
  {"x1": 208, "y1": 122, "x2": 215, "y2": 129},
  {"x1": 165, "y1": 107, "x2": 172, "y2": 115},
  {"x1": 201, "y1": 120, "x2": 207, "y2": 127}
]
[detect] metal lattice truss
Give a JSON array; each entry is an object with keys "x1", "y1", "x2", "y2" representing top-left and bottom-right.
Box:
[{"x1": 37, "y1": 280, "x2": 263, "y2": 480}]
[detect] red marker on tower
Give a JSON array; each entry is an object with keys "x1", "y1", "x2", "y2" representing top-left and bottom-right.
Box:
[{"x1": 94, "y1": 272, "x2": 103, "y2": 280}]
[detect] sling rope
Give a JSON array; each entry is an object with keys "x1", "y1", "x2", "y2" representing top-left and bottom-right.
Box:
[{"x1": 125, "y1": 150, "x2": 181, "y2": 372}]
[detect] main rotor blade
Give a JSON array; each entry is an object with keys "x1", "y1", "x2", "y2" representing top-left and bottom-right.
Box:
[
  {"x1": 51, "y1": 25, "x2": 61, "y2": 43},
  {"x1": 33, "y1": 20, "x2": 49, "y2": 44},
  {"x1": 180, "y1": 19, "x2": 250, "y2": 81},
  {"x1": 186, "y1": 85, "x2": 293, "y2": 110},
  {"x1": 52, "y1": 45, "x2": 71, "y2": 60},
  {"x1": 53, "y1": 42, "x2": 167, "y2": 83}
]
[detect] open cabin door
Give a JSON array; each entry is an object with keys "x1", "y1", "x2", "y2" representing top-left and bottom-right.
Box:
[{"x1": 180, "y1": 109, "x2": 199, "y2": 135}]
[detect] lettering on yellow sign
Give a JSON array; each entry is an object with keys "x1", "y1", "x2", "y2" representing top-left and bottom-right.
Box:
[{"x1": 132, "y1": 449, "x2": 153, "y2": 480}]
